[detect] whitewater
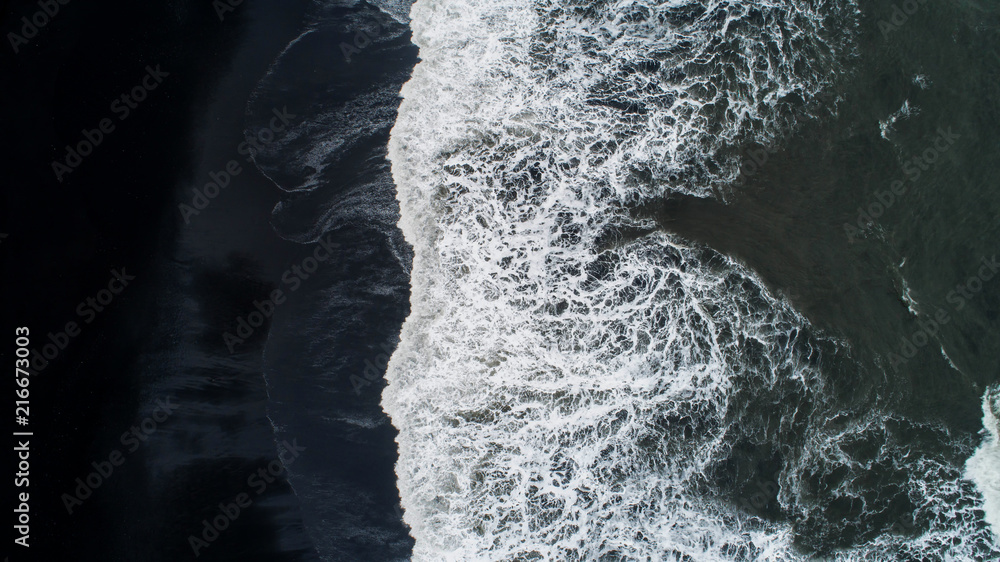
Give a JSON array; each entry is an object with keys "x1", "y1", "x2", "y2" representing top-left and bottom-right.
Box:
[{"x1": 381, "y1": 0, "x2": 1000, "y2": 559}]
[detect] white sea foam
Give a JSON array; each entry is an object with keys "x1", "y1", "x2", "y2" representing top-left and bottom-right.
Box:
[
  {"x1": 382, "y1": 0, "x2": 999, "y2": 559},
  {"x1": 879, "y1": 99, "x2": 917, "y2": 141},
  {"x1": 967, "y1": 387, "x2": 1000, "y2": 542}
]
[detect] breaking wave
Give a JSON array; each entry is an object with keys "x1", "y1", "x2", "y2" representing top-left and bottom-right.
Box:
[
  {"x1": 967, "y1": 387, "x2": 1000, "y2": 545},
  {"x1": 382, "y1": 0, "x2": 1000, "y2": 559}
]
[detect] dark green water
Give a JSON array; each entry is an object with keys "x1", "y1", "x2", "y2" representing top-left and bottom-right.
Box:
[{"x1": 642, "y1": 0, "x2": 1000, "y2": 555}]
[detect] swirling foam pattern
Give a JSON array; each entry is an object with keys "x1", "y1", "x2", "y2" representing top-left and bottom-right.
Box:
[{"x1": 383, "y1": 0, "x2": 1000, "y2": 559}]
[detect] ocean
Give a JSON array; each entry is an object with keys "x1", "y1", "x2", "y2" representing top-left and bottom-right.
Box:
[
  {"x1": 376, "y1": 0, "x2": 1000, "y2": 559},
  {"x1": 5, "y1": 0, "x2": 998, "y2": 560}
]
